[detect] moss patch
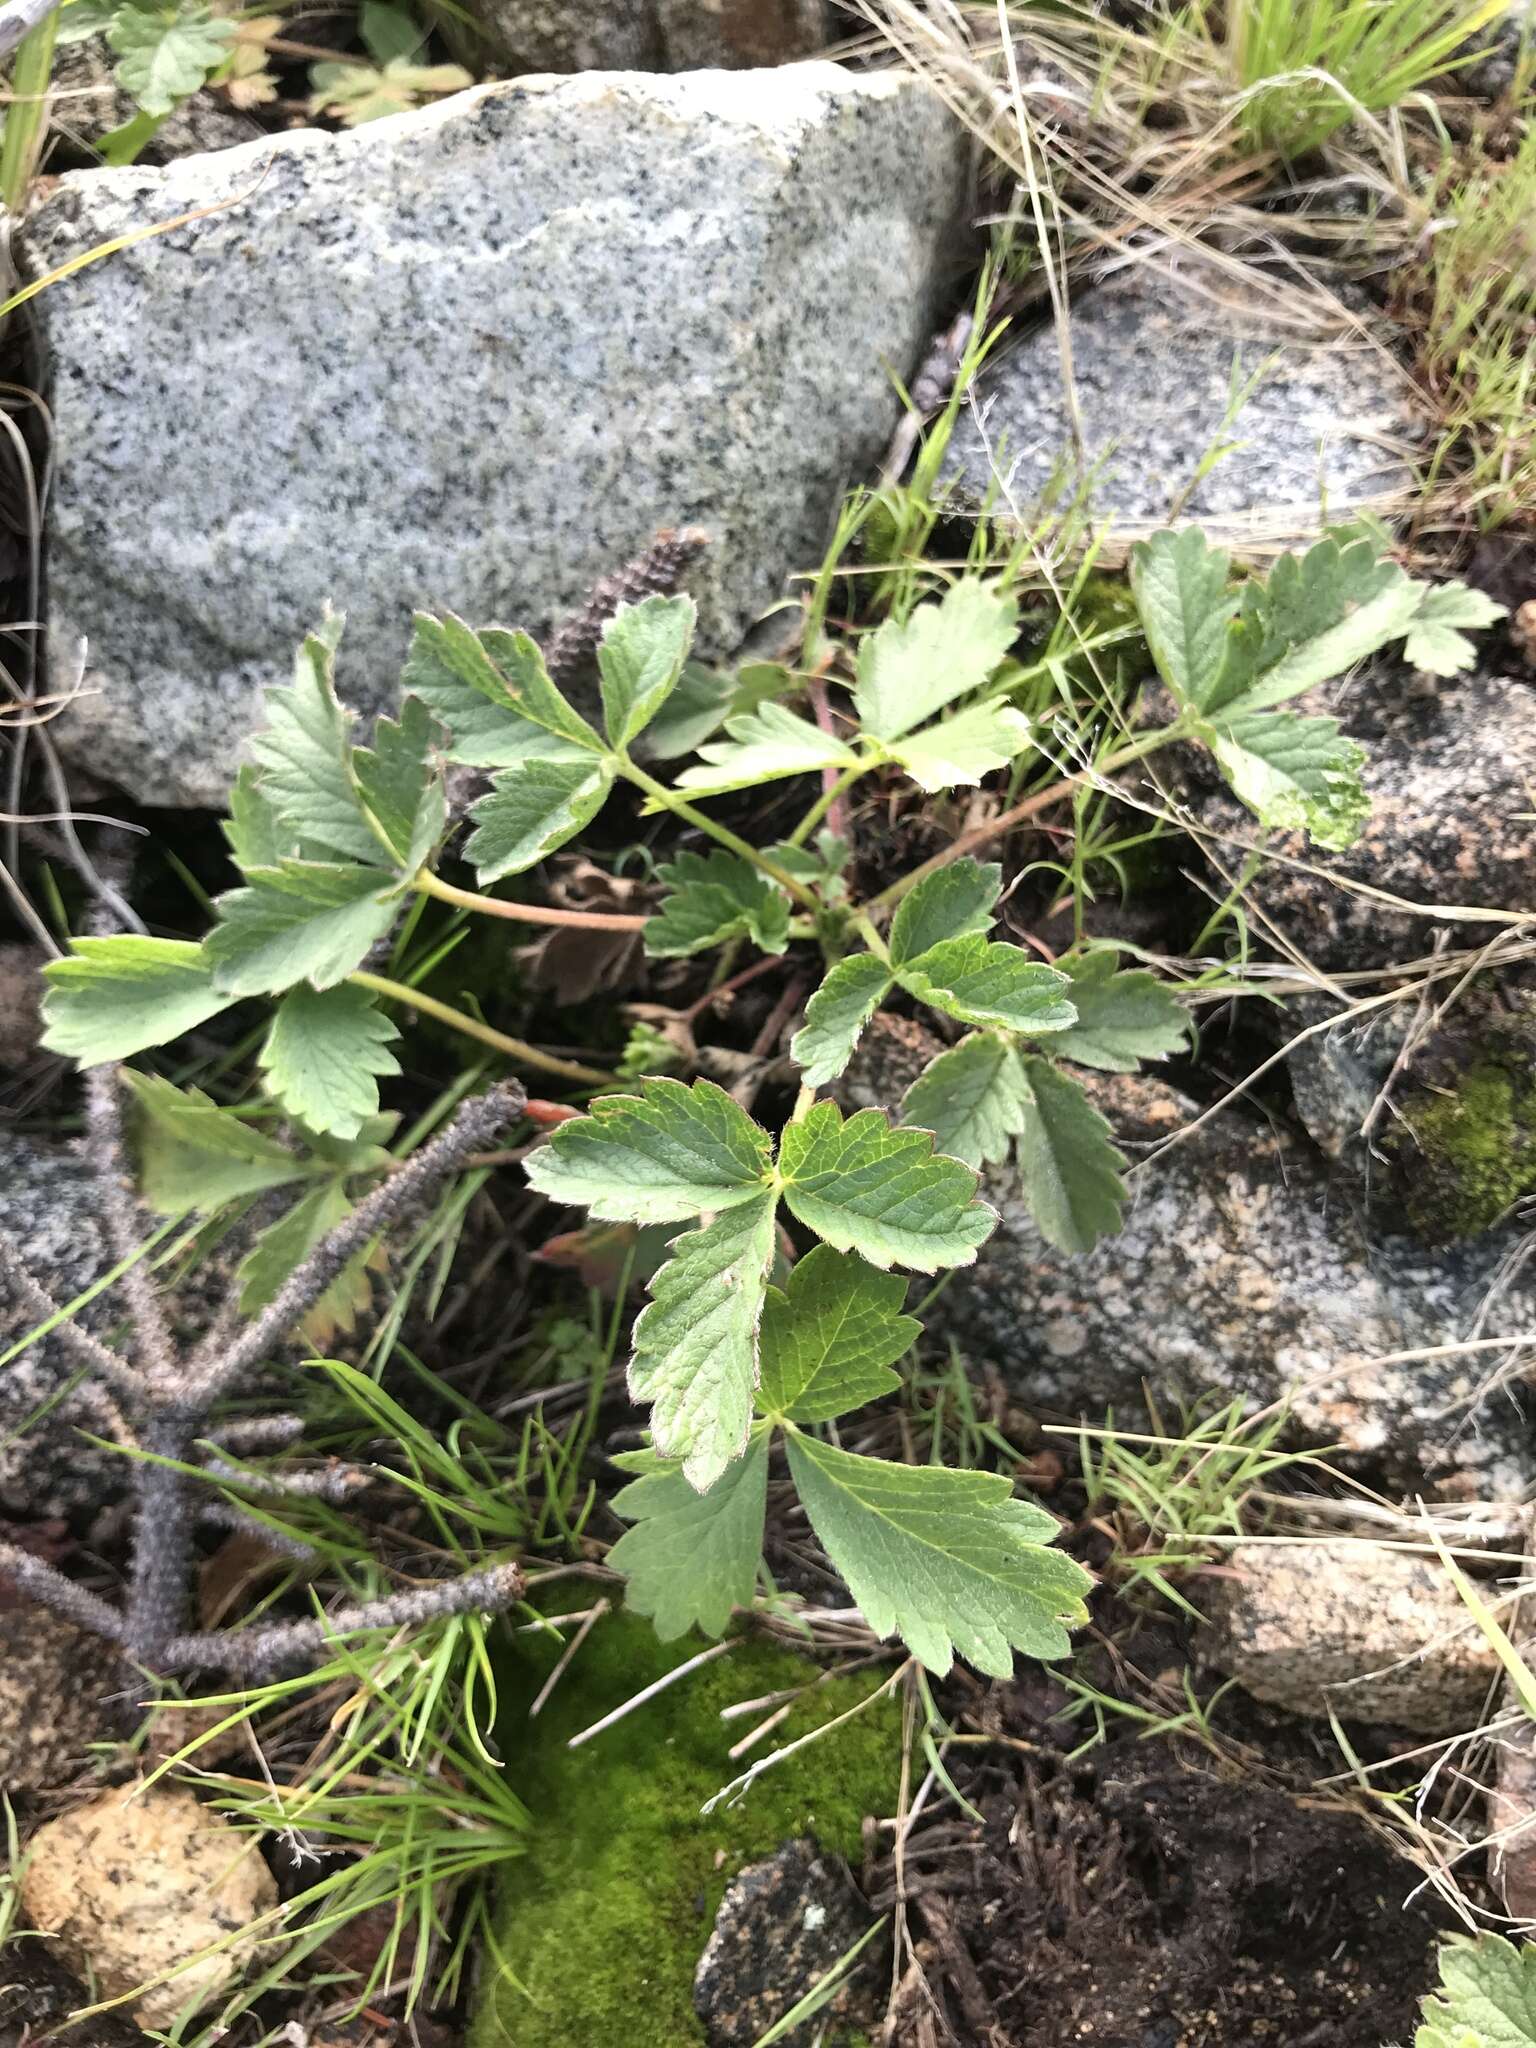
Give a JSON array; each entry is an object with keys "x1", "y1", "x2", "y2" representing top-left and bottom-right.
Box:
[
  {"x1": 468, "y1": 1607, "x2": 901, "y2": 2048},
  {"x1": 1393, "y1": 1056, "x2": 1536, "y2": 1243}
]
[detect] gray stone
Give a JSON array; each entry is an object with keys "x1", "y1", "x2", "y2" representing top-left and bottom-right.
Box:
[
  {"x1": 24, "y1": 64, "x2": 965, "y2": 808},
  {"x1": 844, "y1": 1022, "x2": 1536, "y2": 1500},
  {"x1": 937, "y1": 260, "x2": 1418, "y2": 545},
  {"x1": 1463, "y1": 0, "x2": 1535, "y2": 100},
  {"x1": 1201, "y1": 1539, "x2": 1504, "y2": 1735},
  {"x1": 0, "y1": 1607, "x2": 118, "y2": 1790},
  {"x1": 0, "y1": 945, "x2": 45, "y2": 1071},
  {"x1": 694, "y1": 1837, "x2": 885, "y2": 2047},
  {"x1": 50, "y1": 38, "x2": 262, "y2": 163},
  {"x1": 464, "y1": 0, "x2": 829, "y2": 73}
]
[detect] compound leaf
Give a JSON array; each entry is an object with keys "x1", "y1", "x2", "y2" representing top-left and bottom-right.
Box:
[
  {"x1": 777, "y1": 1102, "x2": 995, "y2": 1273},
  {"x1": 1129, "y1": 528, "x2": 1237, "y2": 714},
  {"x1": 402, "y1": 613, "x2": 603, "y2": 767},
  {"x1": 1402, "y1": 582, "x2": 1505, "y2": 678},
  {"x1": 887, "y1": 859, "x2": 1000, "y2": 968},
  {"x1": 41, "y1": 936, "x2": 236, "y2": 1066},
  {"x1": 523, "y1": 1076, "x2": 772, "y2": 1223},
  {"x1": 205, "y1": 861, "x2": 402, "y2": 997},
  {"x1": 785, "y1": 1432, "x2": 1092, "y2": 1677},
  {"x1": 247, "y1": 617, "x2": 380, "y2": 865},
  {"x1": 673, "y1": 701, "x2": 857, "y2": 798},
  {"x1": 608, "y1": 1431, "x2": 770, "y2": 1640},
  {"x1": 1207, "y1": 708, "x2": 1368, "y2": 851},
  {"x1": 260, "y1": 983, "x2": 401, "y2": 1141},
  {"x1": 888, "y1": 701, "x2": 1032, "y2": 792},
  {"x1": 896, "y1": 933, "x2": 1077, "y2": 1036},
  {"x1": 126, "y1": 1073, "x2": 309, "y2": 1215},
  {"x1": 644, "y1": 850, "x2": 791, "y2": 959},
  {"x1": 465, "y1": 757, "x2": 615, "y2": 884},
  {"x1": 900, "y1": 1031, "x2": 1031, "y2": 1169},
  {"x1": 789, "y1": 953, "x2": 894, "y2": 1089},
  {"x1": 1014, "y1": 1056, "x2": 1127, "y2": 1254},
  {"x1": 351, "y1": 695, "x2": 445, "y2": 871},
  {"x1": 1415, "y1": 1934, "x2": 1536, "y2": 2048},
  {"x1": 853, "y1": 579, "x2": 1019, "y2": 742},
  {"x1": 628, "y1": 1196, "x2": 778, "y2": 1491},
  {"x1": 109, "y1": 0, "x2": 235, "y2": 114},
  {"x1": 598, "y1": 595, "x2": 696, "y2": 750},
  {"x1": 1053, "y1": 950, "x2": 1191, "y2": 1072},
  {"x1": 756, "y1": 1244, "x2": 917, "y2": 1423}
]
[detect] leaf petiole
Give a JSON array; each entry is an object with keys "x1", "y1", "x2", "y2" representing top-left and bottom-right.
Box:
[
  {"x1": 348, "y1": 969, "x2": 611, "y2": 1087},
  {"x1": 412, "y1": 867, "x2": 646, "y2": 932}
]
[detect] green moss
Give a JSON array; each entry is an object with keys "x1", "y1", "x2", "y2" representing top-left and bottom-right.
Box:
[
  {"x1": 468, "y1": 1607, "x2": 901, "y2": 2048},
  {"x1": 1394, "y1": 1057, "x2": 1536, "y2": 1243}
]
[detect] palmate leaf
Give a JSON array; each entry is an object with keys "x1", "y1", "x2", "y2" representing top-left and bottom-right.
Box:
[
  {"x1": 789, "y1": 953, "x2": 894, "y2": 1089},
  {"x1": 646, "y1": 660, "x2": 786, "y2": 761},
  {"x1": 628, "y1": 1197, "x2": 778, "y2": 1490},
  {"x1": 1402, "y1": 583, "x2": 1505, "y2": 677},
  {"x1": 1208, "y1": 529, "x2": 1408, "y2": 715},
  {"x1": 401, "y1": 613, "x2": 604, "y2": 767},
  {"x1": 41, "y1": 936, "x2": 236, "y2": 1066},
  {"x1": 887, "y1": 701, "x2": 1031, "y2": 792},
  {"x1": 597, "y1": 595, "x2": 695, "y2": 750},
  {"x1": 785, "y1": 1432, "x2": 1092, "y2": 1677},
  {"x1": 523, "y1": 1076, "x2": 772, "y2": 1223},
  {"x1": 1014, "y1": 1056, "x2": 1127, "y2": 1254},
  {"x1": 755, "y1": 1245, "x2": 917, "y2": 1423},
  {"x1": 894, "y1": 933, "x2": 1076, "y2": 1036},
  {"x1": 260, "y1": 983, "x2": 401, "y2": 1140},
  {"x1": 1053, "y1": 950, "x2": 1190, "y2": 1072},
  {"x1": 673, "y1": 701, "x2": 857, "y2": 798},
  {"x1": 853, "y1": 578, "x2": 1019, "y2": 742},
  {"x1": 350, "y1": 695, "x2": 445, "y2": 871},
  {"x1": 246, "y1": 616, "x2": 380, "y2": 865},
  {"x1": 205, "y1": 860, "x2": 403, "y2": 996},
  {"x1": 126, "y1": 1073, "x2": 310, "y2": 1214},
  {"x1": 109, "y1": 0, "x2": 235, "y2": 114},
  {"x1": 1415, "y1": 1934, "x2": 1536, "y2": 2048},
  {"x1": 777, "y1": 1102, "x2": 995, "y2": 1273},
  {"x1": 608, "y1": 1433, "x2": 770, "y2": 1639},
  {"x1": 899, "y1": 1031, "x2": 1031, "y2": 1169},
  {"x1": 465, "y1": 758, "x2": 615, "y2": 884},
  {"x1": 1207, "y1": 708, "x2": 1368, "y2": 851},
  {"x1": 888, "y1": 859, "x2": 1001, "y2": 967},
  {"x1": 644, "y1": 850, "x2": 791, "y2": 960},
  {"x1": 1129, "y1": 528, "x2": 1238, "y2": 714}
]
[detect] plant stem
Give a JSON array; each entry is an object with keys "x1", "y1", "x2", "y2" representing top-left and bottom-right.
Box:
[
  {"x1": 349, "y1": 970, "x2": 611, "y2": 1087},
  {"x1": 0, "y1": 3, "x2": 56, "y2": 215},
  {"x1": 867, "y1": 730, "x2": 1178, "y2": 913},
  {"x1": 852, "y1": 911, "x2": 891, "y2": 965},
  {"x1": 787, "y1": 760, "x2": 867, "y2": 847},
  {"x1": 413, "y1": 868, "x2": 646, "y2": 932},
  {"x1": 620, "y1": 763, "x2": 821, "y2": 912}
]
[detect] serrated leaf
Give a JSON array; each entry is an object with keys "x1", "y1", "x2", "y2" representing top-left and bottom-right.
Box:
[
  {"x1": 628, "y1": 1196, "x2": 778, "y2": 1490},
  {"x1": 598, "y1": 595, "x2": 696, "y2": 750},
  {"x1": 41, "y1": 936, "x2": 237, "y2": 1066},
  {"x1": 260, "y1": 983, "x2": 400, "y2": 1140},
  {"x1": 888, "y1": 701, "x2": 1032, "y2": 791},
  {"x1": 1129, "y1": 528, "x2": 1238, "y2": 714},
  {"x1": 608, "y1": 1431, "x2": 769, "y2": 1638},
  {"x1": 464, "y1": 758, "x2": 615, "y2": 883},
  {"x1": 789, "y1": 953, "x2": 894, "y2": 1089},
  {"x1": 224, "y1": 765, "x2": 298, "y2": 869},
  {"x1": 785, "y1": 1433, "x2": 1092, "y2": 1676},
  {"x1": 900, "y1": 1032, "x2": 1031, "y2": 1169},
  {"x1": 646, "y1": 661, "x2": 785, "y2": 762},
  {"x1": 1416, "y1": 1933, "x2": 1536, "y2": 2048},
  {"x1": 1207, "y1": 707, "x2": 1368, "y2": 851},
  {"x1": 236, "y1": 1175, "x2": 377, "y2": 1346},
  {"x1": 756, "y1": 1244, "x2": 916, "y2": 1422},
  {"x1": 523, "y1": 1076, "x2": 772, "y2": 1223},
  {"x1": 1053, "y1": 950, "x2": 1190, "y2": 1072},
  {"x1": 896, "y1": 933, "x2": 1077, "y2": 1035},
  {"x1": 351, "y1": 696, "x2": 445, "y2": 870},
  {"x1": 673, "y1": 701, "x2": 857, "y2": 798},
  {"x1": 205, "y1": 861, "x2": 402, "y2": 997},
  {"x1": 402, "y1": 613, "x2": 603, "y2": 768},
  {"x1": 644, "y1": 850, "x2": 791, "y2": 960},
  {"x1": 887, "y1": 859, "x2": 1000, "y2": 968},
  {"x1": 247, "y1": 618, "x2": 380, "y2": 865},
  {"x1": 1210, "y1": 530, "x2": 1409, "y2": 714},
  {"x1": 109, "y1": 0, "x2": 235, "y2": 114},
  {"x1": 854, "y1": 579, "x2": 1019, "y2": 742},
  {"x1": 126, "y1": 1073, "x2": 309, "y2": 1215},
  {"x1": 1013, "y1": 1056, "x2": 1127, "y2": 1253},
  {"x1": 1402, "y1": 582, "x2": 1505, "y2": 678},
  {"x1": 777, "y1": 1102, "x2": 995, "y2": 1273}
]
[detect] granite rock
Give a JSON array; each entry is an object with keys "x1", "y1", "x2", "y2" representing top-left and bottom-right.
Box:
[
  {"x1": 24, "y1": 64, "x2": 965, "y2": 807},
  {"x1": 464, "y1": 0, "x2": 828, "y2": 73},
  {"x1": 937, "y1": 260, "x2": 1418, "y2": 545},
  {"x1": 694, "y1": 1837, "x2": 885, "y2": 2047},
  {"x1": 844, "y1": 1022, "x2": 1536, "y2": 1499},
  {"x1": 0, "y1": 1607, "x2": 119, "y2": 1790},
  {"x1": 0, "y1": 944, "x2": 45, "y2": 1070},
  {"x1": 1201, "y1": 1540, "x2": 1504, "y2": 1735},
  {"x1": 20, "y1": 1782, "x2": 278, "y2": 2029}
]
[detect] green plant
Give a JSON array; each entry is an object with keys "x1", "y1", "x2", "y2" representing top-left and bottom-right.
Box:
[
  {"x1": 38, "y1": 529, "x2": 1498, "y2": 1678},
  {"x1": 308, "y1": 0, "x2": 468, "y2": 126},
  {"x1": 1414, "y1": 1932, "x2": 1536, "y2": 2047}
]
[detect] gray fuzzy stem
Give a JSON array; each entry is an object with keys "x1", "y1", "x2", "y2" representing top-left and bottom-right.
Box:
[
  {"x1": 0, "y1": 1542, "x2": 125, "y2": 1643},
  {"x1": 124, "y1": 1412, "x2": 198, "y2": 1668}
]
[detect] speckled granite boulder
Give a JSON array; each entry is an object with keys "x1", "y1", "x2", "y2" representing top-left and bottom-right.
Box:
[
  {"x1": 1181, "y1": 669, "x2": 1536, "y2": 971},
  {"x1": 938, "y1": 261, "x2": 1417, "y2": 544},
  {"x1": 694, "y1": 1838, "x2": 885, "y2": 2046},
  {"x1": 844, "y1": 1022, "x2": 1536, "y2": 1499},
  {"x1": 465, "y1": 0, "x2": 828, "y2": 73},
  {"x1": 1201, "y1": 1540, "x2": 1504, "y2": 1735},
  {"x1": 24, "y1": 63, "x2": 964, "y2": 807}
]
